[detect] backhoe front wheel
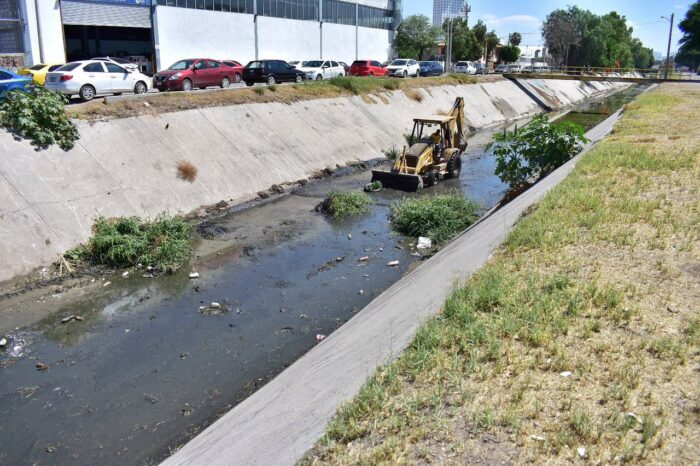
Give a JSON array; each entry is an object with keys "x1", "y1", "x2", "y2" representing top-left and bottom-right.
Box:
[{"x1": 445, "y1": 155, "x2": 462, "y2": 179}]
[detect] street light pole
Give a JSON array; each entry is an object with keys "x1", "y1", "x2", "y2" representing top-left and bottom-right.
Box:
[{"x1": 663, "y1": 13, "x2": 674, "y2": 80}]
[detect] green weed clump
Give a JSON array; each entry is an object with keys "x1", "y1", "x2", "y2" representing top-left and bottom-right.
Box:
[
  {"x1": 0, "y1": 86, "x2": 79, "y2": 150},
  {"x1": 66, "y1": 215, "x2": 193, "y2": 272},
  {"x1": 320, "y1": 191, "x2": 373, "y2": 218},
  {"x1": 383, "y1": 145, "x2": 400, "y2": 160},
  {"x1": 390, "y1": 193, "x2": 479, "y2": 245},
  {"x1": 253, "y1": 87, "x2": 265, "y2": 95}
]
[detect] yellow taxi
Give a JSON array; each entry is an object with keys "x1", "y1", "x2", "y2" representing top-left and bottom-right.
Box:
[{"x1": 18, "y1": 63, "x2": 64, "y2": 85}]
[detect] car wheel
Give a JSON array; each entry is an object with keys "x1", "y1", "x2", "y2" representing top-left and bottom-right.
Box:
[
  {"x1": 234, "y1": 73, "x2": 242, "y2": 83},
  {"x1": 267, "y1": 75, "x2": 276, "y2": 85},
  {"x1": 315, "y1": 74, "x2": 322, "y2": 81},
  {"x1": 79, "y1": 84, "x2": 96, "y2": 102},
  {"x1": 221, "y1": 76, "x2": 230, "y2": 88},
  {"x1": 402, "y1": 70, "x2": 407, "y2": 78},
  {"x1": 369, "y1": 72, "x2": 374, "y2": 76},
  {"x1": 134, "y1": 81, "x2": 147, "y2": 95},
  {"x1": 295, "y1": 74, "x2": 303, "y2": 83},
  {"x1": 245, "y1": 81, "x2": 253, "y2": 87},
  {"x1": 338, "y1": 73, "x2": 344, "y2": 77},
  {"x1": 182, "y1": 79, "x2": 193, "y2": 91}
]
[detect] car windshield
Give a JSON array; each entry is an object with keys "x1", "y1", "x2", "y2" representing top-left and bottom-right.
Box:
[
  {"x1": 57, "y1": 63, "x2": 80, "y2": 71},
  {"x1": 456, "y1": 62, "x2": 467, "y2": 66},
  {"x1": 247, "y1": 61, "x2": 263, "y2": 69},
  {"x1": 351, "y1": 61, "x2": 367, "y2": 66},
  {"x1": 302, "y1": 61, "x2": 323, "y2": 67},
  {"x1": 112, "y1": 58, "x2": 130, "y2": 64},
  {"x1": 391, "y1": 60, "x2": 407, "y2": 66},
  {"x1": 29, "y1": 64, "x2": 46, "y2": 70},
  {"x1": 419, "y1": 62, "x2": 431, "y2": 66},
  {"x1": 169, "y1": 60, "x2": 195, "y2": 70}
]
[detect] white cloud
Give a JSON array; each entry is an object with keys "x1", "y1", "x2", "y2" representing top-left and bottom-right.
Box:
[{"x1": 481, "y1": 14, "x2": 541, "y2": 28}]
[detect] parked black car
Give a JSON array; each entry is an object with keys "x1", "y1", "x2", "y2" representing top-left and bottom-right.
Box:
[{"x1": 243, "y1": 60, "x2": 305, "y2": 86}]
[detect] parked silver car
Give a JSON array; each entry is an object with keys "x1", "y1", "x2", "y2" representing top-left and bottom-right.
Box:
[
  {"x1": 453, "y1": 61, "x2": 476, "y2": 74},
  {"x1": 45, "y1": 60, "x2": 151, "y2": 101}
]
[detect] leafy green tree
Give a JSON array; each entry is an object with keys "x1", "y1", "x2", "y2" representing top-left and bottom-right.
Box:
[
  {"x1": 499, "y1": 45, "x2": 521, "y2": 63},
  {"x1": 508, "y1": 32, "x2": 522, "y2": 46},
  {"x1": 676, "y1": 1, "x2": 700, "y2": 71},
  {"x1": 542, "y1": 9, "x2": 581, "y2": 65},
  {"x1": 445, "y1": 18, "x2": 481, "y2": 61},
  {"x1": 394, "y1": 15, "x2": 441, "y2": 60},
  {"x1": 543, "y1": 6, "x2": 652, "y2": 69},
  {"x1": 490, "y1": 115, "x2": 588, "y2": 189},
  {"x1": 473, "y1": 20, "x2": 487, "y2": 44}
]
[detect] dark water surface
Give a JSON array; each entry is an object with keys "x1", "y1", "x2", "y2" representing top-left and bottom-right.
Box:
[{"x1": 0, "y1": 85, "x2": 646, "y2": 466}]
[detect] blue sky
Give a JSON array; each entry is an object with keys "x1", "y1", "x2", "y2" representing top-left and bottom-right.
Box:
[{"x1": 403, "y1": 0, "x2": 690, "y2": 55}]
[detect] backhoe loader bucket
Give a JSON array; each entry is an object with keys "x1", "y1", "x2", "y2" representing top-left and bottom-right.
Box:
[{"x1": 371, "y1": 169, "x2": 423, "y2": 192}]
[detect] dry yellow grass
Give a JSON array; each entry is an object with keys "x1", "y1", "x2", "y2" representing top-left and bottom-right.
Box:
[
  {"x1": 69, "y1": 74, "x2": 491, "y2": 121},
  {"x1": 302, "y1": 83, "x2": 700, "y2": 465}
]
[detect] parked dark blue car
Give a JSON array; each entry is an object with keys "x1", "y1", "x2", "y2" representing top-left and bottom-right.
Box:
[
  {"x1": 419, "y1": 61, "x2": 444, "y2": 77},
  {"x1": 0, "y1": 68, "x2": 32, "y2": 98}
]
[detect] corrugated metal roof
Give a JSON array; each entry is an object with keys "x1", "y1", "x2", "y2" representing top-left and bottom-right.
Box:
[{"x1": 61, "y1": 1, "x2": 151, "y2": 28}]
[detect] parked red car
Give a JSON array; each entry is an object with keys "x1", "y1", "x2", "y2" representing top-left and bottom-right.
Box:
[
  {"x1": 222, "y1": 60, "x2": 244, "y2": 83},
  {"x1": 154, "y1": 58, "x2": 236, "y2": 91},
  {"x1": 349, "y1": 60, "x2": 388, "y2": 77}
]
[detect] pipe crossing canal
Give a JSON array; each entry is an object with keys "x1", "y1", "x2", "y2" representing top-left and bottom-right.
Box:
[{"x1": 0, "y1": 85, "x2": 649, "y2": 465}]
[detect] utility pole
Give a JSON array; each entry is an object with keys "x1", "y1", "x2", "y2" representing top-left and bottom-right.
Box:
[{"x1": 663, "y1": 13, "x2": 674, "y2": 80}]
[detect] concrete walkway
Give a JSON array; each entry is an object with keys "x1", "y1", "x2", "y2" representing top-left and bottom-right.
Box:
[{"x1": 161, "y1": 109, "x2": 624, "y2": 466}]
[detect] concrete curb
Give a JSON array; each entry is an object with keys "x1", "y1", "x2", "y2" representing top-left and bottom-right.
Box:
[{"x1": 161, "y1": 104, "x2": 627, "y2": 466}]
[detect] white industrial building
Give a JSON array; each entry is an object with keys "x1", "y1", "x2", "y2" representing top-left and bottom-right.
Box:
[{"x1": 2, "y1": 0, "x2": 401, "y2": 72}]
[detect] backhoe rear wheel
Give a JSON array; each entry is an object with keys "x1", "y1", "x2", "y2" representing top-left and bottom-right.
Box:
[{"x1": 445, "y1": 155, "x2": 462, "y2": 179}]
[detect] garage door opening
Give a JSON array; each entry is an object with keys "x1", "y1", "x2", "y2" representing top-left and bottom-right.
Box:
[{"x1": 64, "y1": 25, "x2": 153, "y2": 74}]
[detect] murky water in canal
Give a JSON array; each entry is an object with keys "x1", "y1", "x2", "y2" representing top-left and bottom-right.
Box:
[{"x1": 0, "y1": 85, "x2": 648, "y2": 466}]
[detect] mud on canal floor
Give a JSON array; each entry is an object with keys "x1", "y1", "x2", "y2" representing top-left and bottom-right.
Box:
[{"x1": 0, "y1": 85, "x2": 648, "y2": 466}]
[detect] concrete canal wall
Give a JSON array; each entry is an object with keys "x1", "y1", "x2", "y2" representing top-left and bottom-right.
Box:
[{"x1": 0, "y1": 79, "x2": 626, "y2": 282}]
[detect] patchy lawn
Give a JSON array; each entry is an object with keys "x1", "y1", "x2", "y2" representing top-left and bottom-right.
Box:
[
  {"x1": 69, "y1": 74, "x2": 495, "y2": 121},
  {"x1": 302, "y1": 83, "x2": 700, "y2": 464}
]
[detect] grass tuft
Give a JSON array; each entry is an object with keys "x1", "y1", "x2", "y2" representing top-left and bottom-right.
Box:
[
  {"x1": 390, "y1": 193, "x2": 480, "y2": 245},
  {"x1": 319, "y1": 191, "x2": 372, "y2": 219},
  {"x1": 65, "y1": 215, "x2": 193, "y2": 272}
]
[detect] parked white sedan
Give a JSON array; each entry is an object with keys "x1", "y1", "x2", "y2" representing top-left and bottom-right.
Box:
[
  {"x1": 453, "y1": 61, "x2": 476, "y2": 74},
  {"x1": 297, "y1": 60, "x2": 345, "y2": 80},
  {"x1": 386, "y1": 59, "x2": 419, "y2": 78},
  {"x1": 45, "y1": 60, "x2": 151, "y2": 101}
]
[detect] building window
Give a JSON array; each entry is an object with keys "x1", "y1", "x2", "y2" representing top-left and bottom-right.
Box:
[
  {"x1": 322, "y1": 0, "x2": 354, "y2": 26},
  {"x1": 257, "y1": 0, "x2": 318, "y2": 21},
  {"x1": 358, "y1": 4, "x2": 393, "y2": 30},
  {"x1": 0, "y1": 0, "x2": 22, "y2": 54},
  {"x1": 154, "y1": 0, "x2": 395, "y2": 29}
]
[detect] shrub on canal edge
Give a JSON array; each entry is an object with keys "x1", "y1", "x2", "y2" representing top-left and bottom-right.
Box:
[
  {"x1": 317, "y1": 191, "x2": 373, "y2": 219},
  {"x1": 0, "y1": 86, "x2": 80, "y2": 151},
  {"x1": 65, "y1": 215, "x2": 193, "y2": 272},
  {"x1": 390, "y1": 193, "x2": 480, "y2": 246}
]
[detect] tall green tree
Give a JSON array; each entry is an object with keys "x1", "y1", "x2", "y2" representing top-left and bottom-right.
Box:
[
  {"x1": 499, "y1": 45, "x2": 521, "y2": 63},
  {"x1": 508, "y1": 32, "x2": 522, "y2": 46},
  {"x1": 444, "y1": 18, "x2": 481, "y2": 61},
  {"x1": 542, "y1": 9, "x2": 581, "y2": 65},
  {"x1": 543, "y1": 6, "x2": 652, "y2": 69},
  {"x1": 393, "y1": 15, "x2": 441, "y2": 60},
  {"x1": 676, "y1": 1, "x2": 700, "y2": 71}
]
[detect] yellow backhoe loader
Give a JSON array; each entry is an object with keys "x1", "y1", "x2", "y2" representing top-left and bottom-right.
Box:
[{"x1": 370, "y1": 97, "x2": 468, "y2": 191}]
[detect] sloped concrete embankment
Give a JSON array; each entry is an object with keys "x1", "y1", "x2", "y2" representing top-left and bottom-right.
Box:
[{"x1": 0, "y1": 79, "x2": 624, "y2": 282}]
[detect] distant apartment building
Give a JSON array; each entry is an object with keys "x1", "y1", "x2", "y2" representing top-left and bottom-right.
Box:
[{"x1": 432, "y1": 0, "x2": 467, "y2": 27}]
